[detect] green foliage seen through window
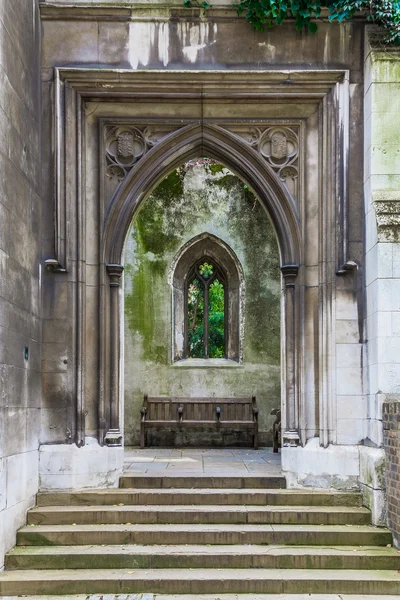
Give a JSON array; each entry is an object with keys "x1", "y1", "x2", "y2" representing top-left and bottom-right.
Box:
[{"x1": 187, "y1": 264, "x2": 225, "y2": 359}]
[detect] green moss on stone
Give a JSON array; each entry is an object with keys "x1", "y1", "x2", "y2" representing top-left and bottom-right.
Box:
[{"x1": 123, "y1": 161, "x2": 282, "y2": 443}]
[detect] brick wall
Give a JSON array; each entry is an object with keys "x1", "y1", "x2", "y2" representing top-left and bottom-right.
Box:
[{"x1": 383, "y1": 401, "x2": 400, "y2": 547}]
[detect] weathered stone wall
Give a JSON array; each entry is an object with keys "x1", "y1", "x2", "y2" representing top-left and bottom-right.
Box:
[
  {"x1": 37, "y1": 1, "x2": 371, "y2": 492},
  {"x1": 124, "y1": 164, "x2": 281, "y2": 446},
  {"x1": 360, "y1": 30, "x2": 400, "y2": 525},
  {"x1": 0, "y1": 0, "x2": 41, "y2": 569},
  {"x1": 383, "y1": 400, "x2": 400, "y2": 547},
  {"x1": 364, "y1": 32, "x2": 400, "y2": 449},
  {"x1": 40, "y1": 3, "x2": 365, "y2": 451}
]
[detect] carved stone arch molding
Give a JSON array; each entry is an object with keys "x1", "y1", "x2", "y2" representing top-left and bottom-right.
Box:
[
  {"x1": 103, "y1": 122, "x2": 302, "y2": 447},
  {"x1": 47, "y1": 68, "x2": 352, "y2": 450},
  {"x1": 104, "y1": 123, "x2": 302, "y2": 267}
]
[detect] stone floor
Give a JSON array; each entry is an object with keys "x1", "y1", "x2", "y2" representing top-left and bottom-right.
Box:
[
  {"x1": 2, "y1": 595, "x2": 400, "y2": 600},
  {"x1": 123, "y1": 447, "x2": 281, "y2": 477}
]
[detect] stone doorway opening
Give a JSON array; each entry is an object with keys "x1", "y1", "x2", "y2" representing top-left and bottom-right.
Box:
[{"x1": 122, "y1": 158, "x2": 282, "y2": 449}]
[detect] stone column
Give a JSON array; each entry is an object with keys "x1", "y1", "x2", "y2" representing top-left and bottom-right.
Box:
[
  {"x1": 105, "y1": 264, "x2": 124, "y2": 446},
  {"x1": 281, "y1": 264, "x2": 300, "y2": 446}
]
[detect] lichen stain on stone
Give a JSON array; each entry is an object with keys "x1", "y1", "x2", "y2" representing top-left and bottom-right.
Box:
[
  {"x1": 177, "y1": 22, "x2": 217, "y2": 63},
  {"x1": 123, "y1": 161, "x2": 281, "y2": 445},
  {"x1": 128, "y1": 21, "x2": 171, "y2": 68}
]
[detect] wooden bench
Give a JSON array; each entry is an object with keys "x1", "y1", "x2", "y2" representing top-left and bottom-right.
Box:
[{"x1": 140, "y1": 394, "x2": 259, "y2": 449}]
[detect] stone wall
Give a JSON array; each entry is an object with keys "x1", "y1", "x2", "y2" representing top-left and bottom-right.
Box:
[
  {"x1": 359, "y1": 29, "x2": 400, "y2": 525},
  {"x1": 124, "y1": 163, "x2": 281, "y2": 446},
  {"x1": 383, "y1": 400, "x2": 400, "y2": 547},
  {"x1": 364, "y1": 30, "x2": 400, "y2": 449},
  {"x1": 0, "y1": 0, "x2": 41, "y2": 569}
]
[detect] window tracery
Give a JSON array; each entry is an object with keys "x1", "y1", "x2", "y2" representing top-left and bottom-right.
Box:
[{"x1": 186, "y1": 260, "x2": 227, "y2": 359}]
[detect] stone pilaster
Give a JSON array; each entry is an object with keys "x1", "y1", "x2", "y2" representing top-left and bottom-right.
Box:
[
  {"x1": 105, "y1": 264, "x2": 124, "y2": 447},
  {"x1": 281, "y1": 264, "x2": 300, "y2": 447}
]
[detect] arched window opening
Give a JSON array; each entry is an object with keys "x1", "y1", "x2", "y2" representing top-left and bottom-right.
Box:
[
  {"x1": 171, "y1": 232, "x2": 244, "y2": 364},
  {"x1": 186, "y1": 260, "x2": 227, "y2": 359}
]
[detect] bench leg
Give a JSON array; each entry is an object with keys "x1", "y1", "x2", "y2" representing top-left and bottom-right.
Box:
[
  {"x1": 253, "y1": 426, "x2": 259, "y2": 450},
  {"x1": 140, "y1": 424, "x2": 145, "y2": 449}
]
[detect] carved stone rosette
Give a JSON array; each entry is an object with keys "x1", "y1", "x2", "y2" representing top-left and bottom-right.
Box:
[
  {"x1": 222, "y1": 125, "x2": 300, "y2": 200},
  {"x1": 105, "y1": 124, "x2": 184, "y2": 184}
]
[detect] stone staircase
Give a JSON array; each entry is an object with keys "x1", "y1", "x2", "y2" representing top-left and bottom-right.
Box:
[{"x1": 1, "y1": 473, "x2": 400, "y2": 596}]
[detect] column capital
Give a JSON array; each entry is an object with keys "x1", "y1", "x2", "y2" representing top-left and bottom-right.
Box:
[
  {"x1": 281, "y1": 264, "x2": 299, "y2": 286},
  {"x1": 106, "y1": 264, "x2": 124, "y2": 286}
]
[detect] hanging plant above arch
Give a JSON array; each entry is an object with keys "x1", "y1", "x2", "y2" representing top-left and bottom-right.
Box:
[{"x1": 183, "y1": 0, "x2": 400, "y2": 45}]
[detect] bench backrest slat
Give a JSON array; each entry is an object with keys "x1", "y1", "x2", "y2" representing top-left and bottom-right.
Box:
[
  {"x1": 144, "y1": 396, "x2": 255, "y2": 423},
  {"x1": 147, "y1": 397, "x2": 253, "y2": 404}
]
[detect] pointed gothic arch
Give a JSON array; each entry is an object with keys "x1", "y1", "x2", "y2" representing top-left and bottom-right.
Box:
[
  {"x1": 101, "y1": 124, "x2": 303, "y2": 448},
  {"x1": 103, "y1": 123, "x2": 302, "y2": 267}
]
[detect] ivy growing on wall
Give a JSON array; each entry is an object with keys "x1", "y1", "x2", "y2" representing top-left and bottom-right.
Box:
[{"x1": 184, "y1": 0, "x2": 400, "y2": 45}]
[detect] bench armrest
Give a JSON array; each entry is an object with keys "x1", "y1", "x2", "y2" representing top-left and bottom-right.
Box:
[
  {"x1": 140, "y1": 407, "x2": 147, "y2": 422},
  {"x1": 216, "y1": 406, "x2": 221, "y2": 422},
  {"x1": 178, "y1": 406, "x2": 184, "y2": 422},
  {"x1": 252, "y1": 407, "x2": 259, "y2": 421}
]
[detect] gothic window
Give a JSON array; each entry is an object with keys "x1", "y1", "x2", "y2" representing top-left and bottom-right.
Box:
[
  {"x1": 171, "y1": 233, "x2": 244, "y2": 364},
  {"x1": 186, "y1": 260, "x2": 227, "y2": 359}
]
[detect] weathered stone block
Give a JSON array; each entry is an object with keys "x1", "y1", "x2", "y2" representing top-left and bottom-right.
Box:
[
  {"x1": 5, "y1": 450, "x2": 38, "y2": 507},
  {"x1": 39, "y1": 439, "x2": 124, "y2": 490}
]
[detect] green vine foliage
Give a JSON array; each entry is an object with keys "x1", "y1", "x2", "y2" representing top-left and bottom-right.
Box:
[{"x1": 184, "y1": 0, "x2": 400, "y2": 45}]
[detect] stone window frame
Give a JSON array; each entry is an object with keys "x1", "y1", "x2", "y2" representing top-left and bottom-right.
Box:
[{"x1": 170, "y1": 233, "x2": 245, "y2": 365}]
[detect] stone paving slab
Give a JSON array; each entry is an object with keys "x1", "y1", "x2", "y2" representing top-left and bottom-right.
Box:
[
  {"x1": 123, "y1": 448, "x2": 281, "y2": 477},
  {"x1": 2, "y1": 596, "x2": 400, "y2": 600}
]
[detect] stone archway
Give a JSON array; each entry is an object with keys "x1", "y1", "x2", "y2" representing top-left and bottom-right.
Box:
[{"x1": 101, "y1": 124, "x2": 303, "y2": 449}]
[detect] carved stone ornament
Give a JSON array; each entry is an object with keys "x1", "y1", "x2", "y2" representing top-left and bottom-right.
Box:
[
  {"x1": 105, "y1": 124, "x2": 184, "y2": 183},
  {"x1": 117, "y1": 131, "x2": 136, "y2": 158},
  {"x1": 221, "y1": 125, "x2": 300, "y2": 200},
  {"x1": 373, "y1": 191, "x2": 400, "y2": 242}
]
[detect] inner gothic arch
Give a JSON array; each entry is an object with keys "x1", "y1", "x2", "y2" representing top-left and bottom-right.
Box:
[
  {"x1": 101, "y1": 126, "x2": 303, "y2": 448},
  {"x1": 122, "y1": 160, "x2": 282, "y2": 446},
  {"x1": 170, "y1": 232, "x2": 245, "y2": 364}
]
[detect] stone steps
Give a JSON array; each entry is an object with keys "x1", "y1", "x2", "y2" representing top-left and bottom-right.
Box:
[
  {"x1": 26, "y1": 504, "x2": 371, "y2": 526},
  {"x1": 1, "y1": 568, "x2": 400, "y2": 595},
  {"x1": 1, "y1": 475, "x2": 400, "y2": 597},
  {"x1": 118, "y1": 476, "x2": 286, "y2": 489},
  {"x1": 16, "y1": 523, "x2": 392, "y2": 547},
  {"x1": 36, "y1": 489, "x2": 363, "y2": 507},
  {"x1": 6, "y1": 545, "x2": 400, "y2": 571}
]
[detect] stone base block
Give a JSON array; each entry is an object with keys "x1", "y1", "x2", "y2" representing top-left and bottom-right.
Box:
[
  {"x1": 281, "y1": 438, "x2": 360, "y2": 490},
  {"x1": 359, "y1": 445, "x2": 386, "y2": 526},
  {"x1": 39, "y1": 438, "x2": 124, "y2": 490},
  {"x1": 0, "y1": 450, "x2": 39, "y2": 569}
]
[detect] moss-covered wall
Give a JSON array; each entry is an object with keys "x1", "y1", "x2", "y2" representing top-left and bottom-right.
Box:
[{"x1": 124, "y1": 161, "x2": 281, "y2": 446}]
